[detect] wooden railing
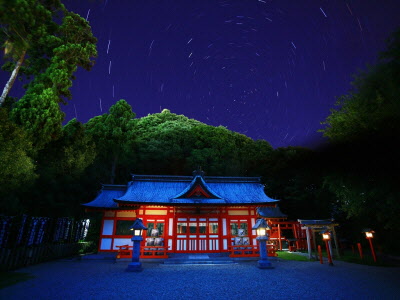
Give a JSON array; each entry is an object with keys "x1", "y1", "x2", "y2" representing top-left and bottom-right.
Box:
[
  {"x1": 228, "y1": 244, "x2": 277, "y2": 258},
  {"x1": 229, "y1": 245, "x2": 259, "y2": 257},
  {"x1": 141, "y1": 246, "x2": 169, "y2": 258},
  {"x1": 115, "y1": 245, "x2": 133, "y2": 259},
  {"x1": 115, "y1": 244, "x2": 170, "y2": 259}
]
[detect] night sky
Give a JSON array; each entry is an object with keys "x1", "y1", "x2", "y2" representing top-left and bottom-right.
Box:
[{"x1": 8, "y1": 1, "x2": 400, "y2": 148}]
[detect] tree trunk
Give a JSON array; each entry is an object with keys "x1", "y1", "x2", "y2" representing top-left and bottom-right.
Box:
[{"x1": 0, "y1": 50, "x2": 26, "y2": 107}]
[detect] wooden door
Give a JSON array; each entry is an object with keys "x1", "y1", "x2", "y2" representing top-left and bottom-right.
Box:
[{"x1": 175, "y1": 217, "x2": 220, "y2": 253}]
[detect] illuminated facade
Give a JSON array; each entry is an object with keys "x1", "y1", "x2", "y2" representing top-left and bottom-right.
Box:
[{"x1": 83, "y1": 170, "x2": 297, "y2": 257}]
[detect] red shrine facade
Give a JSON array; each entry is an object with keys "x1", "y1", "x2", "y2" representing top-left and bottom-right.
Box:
[{"x1": 83, "y1": 171, "x2": 304, "y2": 258}]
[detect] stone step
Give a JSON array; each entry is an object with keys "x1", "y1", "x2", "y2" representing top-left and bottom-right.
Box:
[
  {"x1": 163, "y1": 259, "x2": 236, "y2": 265},
  {"x1": 163, "y1": 253, "x2": 236, "y2": 264}
]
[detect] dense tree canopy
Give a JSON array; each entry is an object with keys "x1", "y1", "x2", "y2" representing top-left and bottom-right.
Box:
[
  {"x1": 133, "y1": 109, "x2": 273, "y2": 176},
  {"x1": 0, "y1": 0, "x2": 97, "y2": 215},
  {"x1": 319, "y1": 28, "x2": 400, "y2": 250},
  {"x1": 133, "y1": 109, "x2": 202, "y2": 175},
  {"x1": 0, "y1": 108, "x2": 36, "y2": 214},
  {"x1": 85, "y1": 99, "x2": 136, "y2": 184},
  {"x1": 1, "y1": 0, "x2": 97, "y2": 149},
  {"x1": 260, "y1": 147, "x2": 332, "y2": 220},
  {"x1": 320, "y1": 28, "x2": 400, "y2": 144},
  {"x1": 22, "y1": 118, "x2": 97, "y2": 216},
  {"x1": 0, "y1": 0, "x2": 62, "y2": 105}
]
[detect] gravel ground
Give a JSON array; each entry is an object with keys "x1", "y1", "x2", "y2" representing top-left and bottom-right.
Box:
[{"x1": 1, "y1": 258, "x2": 399, "y2": 300}]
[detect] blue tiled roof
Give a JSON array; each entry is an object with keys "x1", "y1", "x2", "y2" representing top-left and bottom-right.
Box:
[
  {"x1": 82, "y1": 185, "x2": 126, "y2": 209},
  {"x1": 257, "y1": 206, "x2": 287, "y2": 218},
  {"x1": 205, "y1": 181, "x2": 276, "y2": 204},
  {"x1": 83, "y1": 174, "x2": 279, "y2": 208},
  {"x1": 115, "y1": 180, "x2": 188, "y2": 204}
]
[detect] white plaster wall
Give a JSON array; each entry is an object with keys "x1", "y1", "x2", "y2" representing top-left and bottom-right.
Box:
[
  {"x1": 100, "y1": 238, "x2": 112, "y2": 250},
  {"x1": 102, "y1": 220, "x2": 114, "y2": 235}
]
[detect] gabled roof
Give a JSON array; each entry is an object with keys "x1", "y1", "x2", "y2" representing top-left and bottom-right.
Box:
[
  {"x1": 83, "y1": 174, "x2": 279, "y2": 209},
  {"x1": 82, "y1": 185, "x2": 126, "y2": 209},
  {"x1": 172, "y1": 175, "x2": 223, "y2": 199}
]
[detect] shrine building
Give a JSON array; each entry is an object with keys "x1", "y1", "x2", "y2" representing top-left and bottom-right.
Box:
[{"x1": 83, "y1": 170, "x2": 303, "y2": 258}]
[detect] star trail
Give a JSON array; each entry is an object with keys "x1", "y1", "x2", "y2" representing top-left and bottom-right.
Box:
[{"x1": 32, "y1": 1, "x2": 400, "y2": 148}]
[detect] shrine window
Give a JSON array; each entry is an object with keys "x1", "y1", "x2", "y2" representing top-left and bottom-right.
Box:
[
  {"x1": 177, "y1": 222, "x2": 187, "y2": 234},
  {"x1": 115, "y1": 220, "x2": 133, "y2": 236},
  {"x1": 209, "y1": 222, "x2": 218, "y2": 234},
  {"x1": 146, "y1": 220, "x2": 165, "y2": 237}
]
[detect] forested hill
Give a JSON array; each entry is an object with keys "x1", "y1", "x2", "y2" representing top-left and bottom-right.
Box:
[
  {"x1": 133, "y1": 108, "x2": 274, "y2": 176},
  {"x1": 1, "y1": 99, "x2": 318, "y2": 222}
]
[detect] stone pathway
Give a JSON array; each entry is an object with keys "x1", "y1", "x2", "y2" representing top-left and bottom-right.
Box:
[{"x1": 1, "y1": 258, "x2": 399, "y2": 299}]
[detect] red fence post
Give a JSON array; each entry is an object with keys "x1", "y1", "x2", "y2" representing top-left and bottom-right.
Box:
[
  {"x1": 368, "y1": 238, "x2": 377, "y2": 262},
  {"x1": 325, "y1": 240, "x2": 333, "y2": 266},
  {"x1": 357, "y1": 243, "x2": 363, "y2": 259},
  {"x1": 318, "y1": 245, "x2": 323, "y2": 264}
]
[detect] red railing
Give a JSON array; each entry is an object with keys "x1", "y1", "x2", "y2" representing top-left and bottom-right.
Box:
[
  {"x1": 228, "y1": 244, "x2": 277, "y2": 258},
  {"x1": 115, "y1": 245, "x2": 133, "y2": 259},
  {"x1": 115, "y1": 244, "x2": 170, "y2": 259},
  {"x1": 141, "y1": 245, "x2": 169, "y2": 258}
]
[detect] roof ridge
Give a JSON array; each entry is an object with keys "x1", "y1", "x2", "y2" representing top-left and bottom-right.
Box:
[{"x1": 131, "y1": 174, "x2": 261, "y2": 183}]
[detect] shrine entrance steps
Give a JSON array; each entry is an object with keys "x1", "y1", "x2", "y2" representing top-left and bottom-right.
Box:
[
  {"x1": 163, "y1": 253, "x2": 267, "y2": 265},
  {"x1": 163, "y1": 253, "x2": 238, "y2": 265}
]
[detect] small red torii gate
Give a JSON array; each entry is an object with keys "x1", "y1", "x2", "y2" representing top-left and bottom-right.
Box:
[{"x1": 298, "y1": 219, "x2": 340, "y2": 259}]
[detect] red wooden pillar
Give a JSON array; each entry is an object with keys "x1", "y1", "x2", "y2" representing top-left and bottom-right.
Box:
[
  {"x1": 278, "y1": 224, "x2": 282, "y2": 251},
  {"x1": 368, "y1": 238, "x2": 377, "y2": 262},
  {"x1": 357, "y1": 243, "x2": 363, "y2": 259},
  {"x1": 325, "y1": 240, "x2": 333, "y2": 266},
  {"x1": 293, "y1": 223, "x2": 299, "y2": 250},
  {"x1": 318, "y1": 245, "x2": 323, "y2": 264}
]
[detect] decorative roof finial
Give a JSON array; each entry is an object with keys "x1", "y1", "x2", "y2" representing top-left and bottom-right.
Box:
[{"x1": 192, "y1": 166, "x2": 205, "y2": 177}]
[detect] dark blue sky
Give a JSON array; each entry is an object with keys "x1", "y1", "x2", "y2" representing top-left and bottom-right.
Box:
[{"x1": 7, "y1": 1, "x2": 400, "y2": 148}]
